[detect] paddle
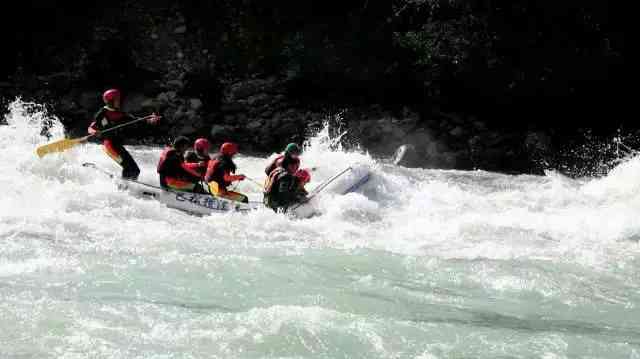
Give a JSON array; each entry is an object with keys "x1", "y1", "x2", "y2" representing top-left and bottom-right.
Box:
[
  {"x1": 289, "y1": 167, "x2": 352, "y2": 210},
  {"x1": 35, "y1": 115, "x2": 157, "y2": 158},
  {"x1": 244, "y1": 176, "x2": 265, "y2": 189}
]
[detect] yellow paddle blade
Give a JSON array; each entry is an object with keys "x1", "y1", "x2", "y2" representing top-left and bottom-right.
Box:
[{"x1": 35, "y1": 137, "x2": 87, "y2": 158}]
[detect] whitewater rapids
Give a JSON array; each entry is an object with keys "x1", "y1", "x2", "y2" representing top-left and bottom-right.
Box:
[{"x1": 1, "y1": 100, "x2": 639, "y2": 358}]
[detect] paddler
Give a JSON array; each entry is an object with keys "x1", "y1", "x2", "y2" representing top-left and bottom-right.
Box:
[
  {"x1": 88, "y1": 89, "x2": 160, "y2": 180},
  {"x1": 183, "y1": 137, "x2": 211, "y2": 178},
  {"x1": 263, "y1": 162, "x2": 311, "y2": 212},
  {"x1": 205, "y1": 142, "x2": 248, "y2": 203},
  {"x1": 157, "y1": 136, "x2": 205, "y2": 192},
  {"x1": 264, "y1": 143, "x2": 302, "y2": 176}
]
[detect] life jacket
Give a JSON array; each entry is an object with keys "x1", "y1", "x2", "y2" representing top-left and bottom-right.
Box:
[
  {"x1": 205, "y1": 153, "x2": 236, "y2": 191},
  {"x1": 265, "y1": 154, "x2": 300, "y2": 176},
  {"x1": 89, "y1": 106, "x2": 133, "y2": 139},
  {"x1": 157, "y1": 147, "x2": 201, "y2": 187},
  {"x1": 157, "y1": 147, "x2": 176, "y2": 175},
  {"x1": 183, "y1": 151, "x2": 210, "y2": 177},
  {"x1": 264, "y1": 167, "x2": 287, "y2": 195},
  {"x1": 263, "y1": 167, "x2": 303, "y2": 210}
]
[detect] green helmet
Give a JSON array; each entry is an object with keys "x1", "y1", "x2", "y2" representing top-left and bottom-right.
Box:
[{"x1": 284, "y1": 143, "x2": 301, "y2": 155}]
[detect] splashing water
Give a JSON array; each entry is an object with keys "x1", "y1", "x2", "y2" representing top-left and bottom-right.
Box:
[{"x1": 1, "y1": 100, "x2": 640, "y2": 358}]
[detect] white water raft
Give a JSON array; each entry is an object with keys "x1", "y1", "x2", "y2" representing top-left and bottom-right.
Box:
[{"x1": 83, "y1": 162, "x2": 371, "y2": 218}]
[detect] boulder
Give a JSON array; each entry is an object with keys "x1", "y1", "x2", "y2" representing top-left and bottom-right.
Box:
[
  {"x1": 122, "y1": 93, "x2": 152, "y2": 113},
  {"x1": 166, "y1": 80, "x2": 184, "y2": 90},
  {"x1": 392, "y1": 144, "x2": 423, "y2": 167},
  {"x1": 220, "y1": 103, "x2": 244, "y2": 113},
  {"x1": 156, "y1": 92, "x2": 170, "y2": 103},
  {"x1": 246, "y1": 93, "x2": 270, "y2": 107},
  {"x1": 227, "y1": 77, "x2": 278, "y2": 100},
  {"x1": 189, "y1": 98, "x2": 203, "y2": 110},
  {"x1": 449, "y1": 126, "x2": 465, "y2": 137},
  {"x1": 210, "y1": 124, "x2": 235, "y2": 140},
  {"x1": 246, "y1": 119, "x2": 264, "y2": 130}
]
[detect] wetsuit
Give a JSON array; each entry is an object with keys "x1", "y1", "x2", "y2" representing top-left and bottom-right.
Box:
[
  {"x1": 205, "y1": 153, "x2": 247, "y2": 203},
  {"x1": 263, "y1": 167, "x2": 307, "y2": 212},
  {"x1": 89, "y1": 107, "x2": 140, "y2": 179},
  {"x1": 264, "y1": 154, "x2": 300, "y2": 176},
  {"x1": 157, "y1": 147, "x2": 203, "y2": 192}
]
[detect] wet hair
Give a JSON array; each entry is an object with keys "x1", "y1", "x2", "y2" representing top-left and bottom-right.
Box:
[{"x1": 173, "y1": 136, "x2": 190, "y2": 149}]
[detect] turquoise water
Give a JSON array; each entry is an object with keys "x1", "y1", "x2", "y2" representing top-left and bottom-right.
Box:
[{"x1": 1, "y1": 100, "x2": 639, "y2": 358}]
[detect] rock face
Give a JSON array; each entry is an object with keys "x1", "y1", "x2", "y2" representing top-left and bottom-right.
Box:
[{"x1": 0, "y1": 1, "x2": 628, "y2": 174}]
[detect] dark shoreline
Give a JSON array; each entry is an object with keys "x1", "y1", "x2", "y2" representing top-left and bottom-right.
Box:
[{"x1": 1, "y1": 1, "x2": 630, "y2": 176}]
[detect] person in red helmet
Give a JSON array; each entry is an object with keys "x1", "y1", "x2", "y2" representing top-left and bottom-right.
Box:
[
  {"x1": 157, "y1": 136, "x2": 204, "y2": 192},
  {"x1": 88, "y1": 89, "x2": 160, "y2": 180},
  {"x1": 205, "y1": 142, "x2": 248, "y2": 203},
  {"x1": 183, "y1": 137, "x2": 211, "y2": 178}
]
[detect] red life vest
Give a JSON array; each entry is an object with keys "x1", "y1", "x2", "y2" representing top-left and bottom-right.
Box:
[
  {"x1": 265, "y1": 154, "x2": 300, "y2": 176},
  {"x1": 205, "y1": 154, "x2": 236, "y2": 191},
  {"x1": 157, "y1": 147, "x2": 174, "y2": 174}
]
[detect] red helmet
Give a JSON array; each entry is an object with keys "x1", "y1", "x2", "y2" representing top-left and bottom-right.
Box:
[
  {"x1": 102, "y1": 89, "x2": 121, "y2": 104},
  {"x1": 220, "y1": 142, "x2": 238, "y2": 156},
  {"x1": 194, "y1": 138, "x2": 210, "y2": 154},
  {"x1": 295, "y1": 168, "x2": 311, "y2": 184}
]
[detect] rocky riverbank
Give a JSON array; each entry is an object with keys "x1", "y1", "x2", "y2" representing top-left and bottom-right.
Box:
[
  {"x1": 1, "y1": 1, "x2": 629, "y2": 174},
  {"x1": 2, "y1": 72, "x2": 559, "y2": 173}
]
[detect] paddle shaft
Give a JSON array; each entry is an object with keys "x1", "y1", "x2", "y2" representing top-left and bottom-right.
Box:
[
  {"x1": 91, "y1": 115, "x2": 155, "y2": 139},
  {"x1": 244, "y1": 176, "x2": 264, "y2": 188},
  {"x1": 290, "y1": 167, "x2": 352, "y2": 210}
]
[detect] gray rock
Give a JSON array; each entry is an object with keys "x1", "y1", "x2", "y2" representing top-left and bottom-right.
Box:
[
  {"x1": 179, "y1": 125, "x2": 197, "y2": 135},
  {"x1": 220, "y1": 103, "x2": 244, "y2": 113},
  {"x1": 157, "y1": 92, "x2": 170, "y2": 103},
  {"x1": 247, "y1": 119, "x2": 263, "y2": 130},
  {"x1": 122, "y1": 93, "x2": 151, "y2": 113},
  {"x1": 525, "y1": 131, "x2": 552, "y2": 153},
  {"x1": 473, "y1": 120, "x2": 487, "y2": 130},
  {"x1": 237, "y1": 113, "x2": 248, "y2": 122},
  {"x1": 246, "y1": 93, "x2": 270, "y2": 107},
  {"x1": 189, "y1": 98, "x2": 203, "y2": 110},
  {"x1": 210, "y1": 124, "x2": 231, "y2": 138},
  {"x1": 166, "y1": 80, "x2": 184, "y2": 90},
  {"x1": 393, "y1": 144, "x2": 422, "y2": 167},
  {"x1": 174, "y1": 25, "x2": 187, "y2": 34},
  {"x1": 140, "y1": 98, "x2": 157, "y2": 109},
  {"x1": 173, "y1": 111, "x2": 185, "y2": 121},
  {"x1": 227, "y1": 78, "x2": 278, "y2": 100},
  {"x1": 449, "y1": 126, "x2": 465, "y2": 137}
]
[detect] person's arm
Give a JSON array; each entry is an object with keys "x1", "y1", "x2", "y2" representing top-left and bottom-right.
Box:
[
  {"x1": 88, "y1": 121, "x2": 99, "y2": 135},
  {"x1": 90, "y1": 108, "x2": 107, "y2": 134},
  {"x1": 182, "y1": 162, "x2": 205, "y2": 179},
  {"x1": 223, "y1": 172, "x2": 245, "y2": 183},
  {"x1": 204, "y1": 160, "x2": 217, "y2": 183},
  {"x1": 264, "y1": 158, "x2": 276, "y2": 176}
]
